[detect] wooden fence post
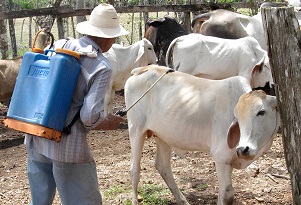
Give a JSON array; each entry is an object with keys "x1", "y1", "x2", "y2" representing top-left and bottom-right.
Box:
[{"x1": 261, "y1": 6, "x2": 301, "y2": 205}]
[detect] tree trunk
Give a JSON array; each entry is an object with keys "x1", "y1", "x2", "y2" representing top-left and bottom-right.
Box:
[
  {"x1": 28, "y1": 17, "x2": 32, "y2": 49},
  {"x1": 131, "y1": 13, "x2": 134, "y2": 44},
  {"x1": 54, "y1": 0, "x2": 64, "y2": 39},
  {"x1": 65, "y1": 18, "x2": 69, "y2": 37},
  {"x1": 182, "y1": 12, "x2": 191, "y2": 34},
  {"x1": 8, "y1": 18, "x2": 17, "y2": 57},
  {"x1": 143, "y1": 11, "x2": 148, "y2": 35},
  {"x1": 8, "y1": 0, "x2": 18, "y2": 58},
  {"x1": 0, "y1": 0, "x2": 8, "y2": 59},
  {"x1": 57, "y1": 17, "x2": 65, "y2": 39},
  {"x1": 0, "y1": 19, "x2": 8, "y2": 59},
  {"x1": 71, "y1": 16, "x2": 76, "y2": 38},
  {"x1": 20, "y1": 19, "x2": 25, "y2": 44},
  {"x1": 139, "y1": 12, "x2": 142, "y2": 41},
  {"x1": 262, "y1": 7, "x2": 301, "y2": 205},
  {"x1": 76, "y1": 0, "x2": 86, "y2": 38}
]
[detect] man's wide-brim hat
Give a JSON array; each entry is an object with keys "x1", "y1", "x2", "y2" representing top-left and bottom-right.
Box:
[{"x1": 76, "y1": 3, "x2": 129, "y2": 38}]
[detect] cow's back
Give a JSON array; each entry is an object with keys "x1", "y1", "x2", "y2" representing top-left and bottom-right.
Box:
[{"x1": 169, "y1": 34, "x2": 259, "y2": 79}]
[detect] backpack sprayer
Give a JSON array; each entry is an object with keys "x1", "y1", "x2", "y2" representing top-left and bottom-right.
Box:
[{"x1": 1, "y1": 29, "x2": 81, "y2": 142}]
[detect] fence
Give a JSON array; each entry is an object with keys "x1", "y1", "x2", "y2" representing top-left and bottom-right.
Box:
[{"x1": 0, "y1": 1, "x2": 277, "y2": 58}]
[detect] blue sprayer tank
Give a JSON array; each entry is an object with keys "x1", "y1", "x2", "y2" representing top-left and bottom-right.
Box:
[{"x1": 3, "y1": 48, "x2": 81, "y2": 142}]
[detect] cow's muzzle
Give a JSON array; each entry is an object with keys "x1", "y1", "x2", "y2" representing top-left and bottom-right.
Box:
[{"x1": 236, "y1": 146, "x2": 256, "y2": 160}]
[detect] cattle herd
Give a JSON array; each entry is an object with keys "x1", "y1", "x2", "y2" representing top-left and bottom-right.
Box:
[{"x1": 1, "y1": 2, "x2": 297, "y2": 204}]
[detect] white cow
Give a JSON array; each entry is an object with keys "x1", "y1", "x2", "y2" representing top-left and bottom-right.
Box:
[
  {"x1": 166, "y1": 34, "x2": 274, "y2": 92},
  {"x1": 103, "y1": 38, "x2": 157, "y2": 114},
  {"x1": 0, "y1": 57, "x2": 22, "y2": 104},
  {"x1": 125, "y1": 65, "x2": 280, "y2": 205}
]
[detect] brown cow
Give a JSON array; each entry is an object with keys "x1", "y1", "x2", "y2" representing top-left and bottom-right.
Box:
[
  {"x1": 0, "y1": 57, "x2": 22, "y2": 104},
  {"x1": 144, "y1": 15, "x2": 188, "y2": 66}
]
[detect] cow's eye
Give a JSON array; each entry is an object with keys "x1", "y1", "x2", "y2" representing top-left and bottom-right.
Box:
[
  {"x1": 257, "y1": 110, "x2": 265, "y2": 116},
  {"x1": 148, "y1": 47, "x2": 152, "y2": 50}
]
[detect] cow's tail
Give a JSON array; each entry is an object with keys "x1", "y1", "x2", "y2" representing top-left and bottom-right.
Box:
[{"x1": 165, "y1": 38, "x2": 178, "y2": 69}]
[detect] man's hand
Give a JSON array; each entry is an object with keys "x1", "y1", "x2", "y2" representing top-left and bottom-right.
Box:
[{"x1": 94, "y1": 113, "x2": 124, "y2": 130}]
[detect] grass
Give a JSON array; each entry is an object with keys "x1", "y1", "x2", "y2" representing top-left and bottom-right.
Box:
[
  {"x1": 103, "y1": 184, "x2": 131, "y2": 198},
  {"x1": 103, "y1": 184, "x2": 132, "y2": 204},
  {"x1": 103, "y1": 183, "x2": 173, "y2": 205},
  {"x1": 103, "y1": 181, "x2": 209, "y2": 204},
  {"x1": 196, "y1": 183, "x2": 209, "y2": 191},
  {"x1": 138, "y1": 184, "x2": 173, "y2": 205}
]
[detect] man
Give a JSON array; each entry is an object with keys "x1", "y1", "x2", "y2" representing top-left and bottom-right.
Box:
[{"x1": 24, "y1": 4, "x2": 129, "y2": 205}]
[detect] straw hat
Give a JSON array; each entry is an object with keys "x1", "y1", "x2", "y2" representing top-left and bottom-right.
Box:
[{"x1": 76, "y1": 3, "x2": 129, "y2": 38}]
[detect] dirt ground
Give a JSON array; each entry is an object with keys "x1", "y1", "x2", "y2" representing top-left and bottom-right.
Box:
[{"x1": 0, "y1": 94, "x2": 293, "y2": 205}]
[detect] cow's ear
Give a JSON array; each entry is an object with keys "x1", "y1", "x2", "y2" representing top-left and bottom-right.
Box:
[
  {"x1": 251, "y1": 57, "x2": 264, "y2": 75},
  {"x1": 250, "y1": 56, "x2": 265, "y2": 87},
  {"x1": 227, "y1": 119, "x2": 240, "y2": 149},
  {"x1": 134, "y1": 42, "x2": 145, "y2": 64},
  {"x1": 266, "y1": 95, "x2": 278, "y2": 111}
]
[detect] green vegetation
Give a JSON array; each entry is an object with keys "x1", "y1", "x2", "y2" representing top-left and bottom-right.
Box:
[
  {"x1": 138, "y1": 184, "x2": 172, "y2": 204},
  {"x1": 101, "y1": 179, "x2": 210, "y2": 204},
  {"x1": 196, "y1": 183, "x2": 209, "y2": 191},
  {"x1": 103, "y1": 184, "x2": 132, "y2": 203},
  {"x1": 103, "y1": 183, "x2": 173, "y2": 205},
  {"x1": 12, "y1": 0, "x2": 49, "y2": 9}
]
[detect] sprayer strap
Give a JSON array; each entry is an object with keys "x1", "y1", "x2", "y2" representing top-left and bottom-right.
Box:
[
  {"x1": 63, "y1": 109, "x2": 81, "y2": 135},
  {"x1": 61, "y1": 38, "x2": 79, "y2": 136}
]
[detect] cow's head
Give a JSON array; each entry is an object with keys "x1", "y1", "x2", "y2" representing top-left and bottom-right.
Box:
[
  {"x1": 251, "y1": 54, "x2": 275, "y2": 95},
  {"x1": 227, "y1": 90, "x2": 280, "y2": 167},
  {"x1": 144, "y1": 15, "x2": 188, "y2": 66},
  {"x1": 134, "y1": 38, "x2": 157, "y2": 67}
]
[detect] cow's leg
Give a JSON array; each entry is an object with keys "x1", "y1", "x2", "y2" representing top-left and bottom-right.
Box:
[
  {"x1": 214, "y1": 162, "x2": 234, "y2": 205},
  {"x1": 129, "y1": 130, "x2": 146, "y2": 205},
  {"x1": 108, "y1": 89, "x2": 116, "y2": 114},
  {"x1": 154, "y1": 137, "x2": 190, "y2": 205},
  {"x1": 103, "y1": 85, "x2": 115, "y2": 115}
]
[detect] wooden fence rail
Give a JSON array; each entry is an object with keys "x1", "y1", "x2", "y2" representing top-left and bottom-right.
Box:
[{"x1": 0, "y1": 2, "x2": 266, "y2": 20}]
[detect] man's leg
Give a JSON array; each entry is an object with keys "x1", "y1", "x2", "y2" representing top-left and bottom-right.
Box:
[
  {"x1": 53, "y1": 160, "x2": 102, "y2": 205},
  {"x1": 27, "y1": 148, "x2": 56, "y2": 205}
]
